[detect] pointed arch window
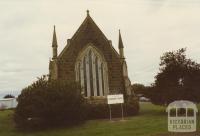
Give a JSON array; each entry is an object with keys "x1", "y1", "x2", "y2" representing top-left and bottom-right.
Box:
[{"x1": 75, "y1": 45, "x2": 109, "y2": 97}]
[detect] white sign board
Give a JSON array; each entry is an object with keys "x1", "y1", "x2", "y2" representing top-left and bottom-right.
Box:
[{"x1": 107, "y1": 94, "x2": 124, "y2": 104}]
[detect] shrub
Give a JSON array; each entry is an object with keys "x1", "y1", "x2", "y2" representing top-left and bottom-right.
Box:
[
  {"x1": 14, "y1": 76, "x2": 87, "y2": 129},
  {"x1": 87, "y1": 103, "x2": 109, "y2": 119},
  {"x1": 87, "y1": 96, "x2": 139, "y2": 119},
  {"x1": 125, "y1": 96, "x2": 140, "y2": 116},
  {"x1": 4, "y1": 94, "x2": 15, "y2": 98}
]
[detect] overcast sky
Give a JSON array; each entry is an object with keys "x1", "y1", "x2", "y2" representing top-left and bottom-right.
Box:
[{"x1": 0, "y1": 0, "x2": 200, "y2": 97}]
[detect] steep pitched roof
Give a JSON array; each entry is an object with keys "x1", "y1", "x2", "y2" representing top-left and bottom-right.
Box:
[
  {"x1": 58, "y1": 11, "x2": 120, "y2": 58},
  {"x1": 70, "y1": 11, "x2": 108, "y2": 41}
]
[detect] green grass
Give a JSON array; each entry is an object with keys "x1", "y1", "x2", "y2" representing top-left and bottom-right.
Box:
[{"x1": 0, "y1": 102, "x2": 198, "y2": 136}]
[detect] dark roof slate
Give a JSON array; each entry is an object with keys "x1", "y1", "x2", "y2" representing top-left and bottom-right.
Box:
[{"x1": 58, "y1": 11, "x2": 120, "y2": 59}]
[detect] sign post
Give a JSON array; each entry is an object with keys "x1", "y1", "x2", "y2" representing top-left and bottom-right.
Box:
[
  {"x1": 107, "y1": 94, "x2": 124, "y2": 120},
  {"x1": 121, "y1": 103, "x2": 124, "y2": 120},
  {"x1": 108, "y1": 104, "x2": 112, "y2": 121}
]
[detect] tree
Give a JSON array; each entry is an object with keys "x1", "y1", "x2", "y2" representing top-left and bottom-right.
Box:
[
  {"x1": 151, "y1": 48, "x2": 200, "y2": 105},
  {"x1": 131, "y1": 83, "x2": 146, "y2": 95},
  {"x1": 14, "y1": 75, "x2": 87, "y2": 129},
  {"x1": 4, "y1": 94, "x2": 15, "y2": 98},
  {"x1": 131, "y1": 84, "x2": 152, "y2": 99}
]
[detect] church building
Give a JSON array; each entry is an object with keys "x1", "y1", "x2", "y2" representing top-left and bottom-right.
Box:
[{"x1": 49, "y1": 11, "x2": 132, "y2": 101}]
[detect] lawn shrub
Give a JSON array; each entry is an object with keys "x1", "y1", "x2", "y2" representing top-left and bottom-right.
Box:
[
  {"x1": 87, "y1": 96, "x2": 139, "y2": 119},
  {"x1": 14, "y1": 76, "x2": 139, "y2": 129},
  {"x1": 14, "y1": 76, "x2": 87, "y2": 129},
  {"x1": 125, "y1": 96, "x2": 140, "y2": 116},
  {"x1": 4, "y1": 94, "x2": 15, "y2": 98}
]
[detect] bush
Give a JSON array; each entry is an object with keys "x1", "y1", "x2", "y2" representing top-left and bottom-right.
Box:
[
  {"x1": 4, "y1": 94, "x2": 15, "y2": 98},
  {"x1": 125, "y1": 96, "x2": 140, "y2": 116},
  {"x1": 14, "y1": 76, "x2": 87, "y2": 129},
  {"x1": 87, "y1": 96, "x2": 139, "y2": 119},
  {"x1": 14, "y1": 76, "x2": 139, "y2": 129},
  {"x1": 87, "y1": 103, "x2": 109, "y2": 119}
]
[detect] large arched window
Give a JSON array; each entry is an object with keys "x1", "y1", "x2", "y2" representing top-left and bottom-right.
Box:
[{"x1": 75, "y1": 45, "x2": 109, "y2": 97}]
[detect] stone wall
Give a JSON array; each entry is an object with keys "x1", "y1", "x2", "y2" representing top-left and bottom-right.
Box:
[{"x1": 49, "y1": 15, "x2": 126, "y2": 96}]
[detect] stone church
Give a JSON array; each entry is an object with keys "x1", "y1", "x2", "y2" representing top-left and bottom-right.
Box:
[{"x1": 49, "y1": 11, "x2": 132, "y2": 100}]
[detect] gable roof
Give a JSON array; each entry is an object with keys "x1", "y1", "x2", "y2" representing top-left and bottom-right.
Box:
[
  {"x1": 58, "y1": 11, "x2": 120, "y2": 59},
  {"x1": 71, "y1": 11, "x2": 108, "y2": 42}
]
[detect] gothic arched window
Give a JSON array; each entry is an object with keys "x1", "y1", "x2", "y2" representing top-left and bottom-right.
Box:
[{"x1": 75, "y1": 45, "x2": 109, "y2": 97}]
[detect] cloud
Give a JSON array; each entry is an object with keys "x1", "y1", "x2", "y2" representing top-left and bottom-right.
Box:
[{"x1": 0, "y1": 0, "x2": 200, "y2": 95}]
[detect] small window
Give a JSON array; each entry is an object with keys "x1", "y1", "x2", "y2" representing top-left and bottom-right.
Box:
[
  {"x1": 187, "y1": 108, "x2": 194, "y2": 117},
  {"x1": 177, "y1": 108, "x2": 186, "y2": 117},
  {"x1": 170, "y1": 108, "x2": 176, "y2": 117}
]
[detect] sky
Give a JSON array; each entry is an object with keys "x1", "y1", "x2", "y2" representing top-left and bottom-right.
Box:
[{"x1": 0, "y1": 0, "x2": 200, "y2": 97}]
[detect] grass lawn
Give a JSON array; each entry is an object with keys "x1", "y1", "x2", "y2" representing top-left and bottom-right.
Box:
[{"x1": 0, "y1": 102, "x2": 199, "y2": 136}]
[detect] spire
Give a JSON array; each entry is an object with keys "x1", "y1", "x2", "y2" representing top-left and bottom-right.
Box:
[
  {"x1": 86, "y1": 9, "x2": 90, "y2": 16},
  {"x1": 118, "y1": 29, "x2": 124, "y2": 49},
  {"x1": 52, "y1": 25, "x2": 58, "y2": 60},
  {"x1": 118, "y1": 29, "x2": 125, "y2": 59},
  {"x1": 52, "y1": 25, "x2": 57, "y2": 47}
]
